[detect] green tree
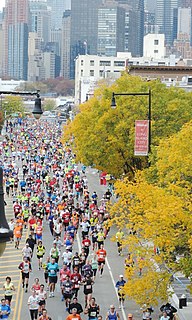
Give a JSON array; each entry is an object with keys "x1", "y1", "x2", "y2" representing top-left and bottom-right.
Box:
[
  {"x1": 43, "y1": 99, "x2": 56, "y2": 111},
  {"x1": 2, "y1": 96, "x2": 25, "y2": 117},
  {"x1": 63, "y1": 73, "x2": 192, "y2": 177}
]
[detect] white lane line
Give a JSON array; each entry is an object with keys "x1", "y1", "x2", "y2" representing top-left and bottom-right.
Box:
[
  {"x1": 76, "y1": 231, "x2": 81, "y2": 253},
  {"x1": 105, "y1": 258, "x2": 127, "y2": 320},
  {"x1": 76, "y1": 231, "x2": 127, "y2": 320}
]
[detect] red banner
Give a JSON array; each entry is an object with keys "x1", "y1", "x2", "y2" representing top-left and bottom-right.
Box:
[{"x1": 134, "y1": 120, "x2": 149, "y2": 156}]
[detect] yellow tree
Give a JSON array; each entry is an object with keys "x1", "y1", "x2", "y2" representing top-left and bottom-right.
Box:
[{"x1": 109, "y1": 122, "x2": 192, "y2": 305}]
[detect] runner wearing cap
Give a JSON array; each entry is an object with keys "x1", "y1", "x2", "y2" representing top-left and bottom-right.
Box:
[{"x1": 115, "y1": 275, "x2": 126, "y2": 309}]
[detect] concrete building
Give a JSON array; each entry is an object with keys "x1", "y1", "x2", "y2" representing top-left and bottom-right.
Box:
[
  {"x1": 28, "y1": 32, "x2": 43, "y2": 82},
  {"x1": 177, "y1": 7, "x2": 191, "y2": 37},
  {"x1": 97, "y1": 6, "x2": 125, "y2": 56},
  {"x1": 0, "y1": 78, "x2": 25, "y2": 91},
  {"x1": 43, "y1": 52, "x2": 56, "y2": 80},
  {"x1": 75, "y1": 54, "x2": 128, "y2": 104},
  {"x1": 61, "y1": 10, "x2": 71, "y2": 79},
  {"x1": 143, "y1": 34, "x2": 165, "y2": 58},
  {"x1": 3, "y1": 0, "x2": 29, "y2": 80}
]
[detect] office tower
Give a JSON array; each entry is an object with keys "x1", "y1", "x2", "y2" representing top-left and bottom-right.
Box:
[
  {"x1": 97, "y1": 6, "x2": 125, "y2": 56},
  {"x1": 47, "y1": 0, "x2": 71, "y2": 29},
  {"x1": 156, "y1": 0, "x2": 179, "y2": 45},
  {"x1": 61, "y1": 10, "x2": 71, "y2": 79},
  {"x1": 29, "y1": 0, "x2": 51, "y2": 43},
  {"x1": 70, "y1": 0, "x2": 102, "y2": 78},
  {"x1": 3, "y1": 0, "x2": 29, "y2": 80},
  {"x1": 129, "y1": 0, "x2": 144, "y2": 56}
]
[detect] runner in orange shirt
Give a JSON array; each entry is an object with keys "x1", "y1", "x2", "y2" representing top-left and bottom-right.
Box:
[
  {"x1": 96, "y1": 244, "x2": 107, "y2": 277},
  {"x1": 66, "y1": 308, "x2": 82, "y2": 320},
  {"x1": 14, "y1": 222, "x2": 22, "y2": 249}
]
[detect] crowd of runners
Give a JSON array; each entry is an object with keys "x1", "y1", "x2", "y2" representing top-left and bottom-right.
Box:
[
  {"x1": 0, "y1": 118, "x2": 178, "y2": 320},
  {"x1": 0, "y1": 118, "x2": 129, "y2": 320}
]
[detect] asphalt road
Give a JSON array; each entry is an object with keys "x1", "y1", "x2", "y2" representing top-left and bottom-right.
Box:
[{"x1": 1, "y1": 166, "x2": 161, "y2": 320}]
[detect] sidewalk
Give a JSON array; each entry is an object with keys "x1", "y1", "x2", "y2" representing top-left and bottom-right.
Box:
[{"x1": 85, "y1": 167, "x2": 192, "y2": 320}]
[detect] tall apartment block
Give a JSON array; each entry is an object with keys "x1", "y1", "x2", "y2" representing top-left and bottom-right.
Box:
[{"x1": 3, "y1": 0, "x2": 29, "y2": 80}]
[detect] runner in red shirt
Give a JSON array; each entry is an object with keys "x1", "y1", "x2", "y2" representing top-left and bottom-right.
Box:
[
  {"x1": 70, "y1": 267, "x2": 82, "y2": 298},
  {"x1": 62, "y1": 210, "x2": 71, "y2": 231},
  {"x1": 13, "y1": 200, "x2": 22, "y2": 218},
  {"x1": 82, "y1": 235, "x2": 91, "y2": 256},
  {"x1": 96, "y1": 244, "x2": 107, "y2": 278}
]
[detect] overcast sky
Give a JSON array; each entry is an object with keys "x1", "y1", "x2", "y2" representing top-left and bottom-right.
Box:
[{"x1": 0, "y1": 1, "x2": 5, "y2": 11}]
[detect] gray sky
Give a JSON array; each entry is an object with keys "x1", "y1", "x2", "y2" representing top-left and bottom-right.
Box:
[{"x1": 0, "y1": 1, "x2": 5, "y2": 11}]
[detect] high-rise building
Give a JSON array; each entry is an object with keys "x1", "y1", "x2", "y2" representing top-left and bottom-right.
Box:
[
  {"x1": 129, "y1": 0, "x2": 145, "y2": 56},
  {"x1": 61, "y1": 10, "x2": 71, "y2": 79},
  {"x1": 97, "y1": 6, "x2": 125, "y2": 56},
  {"x1": 3, "y1": 0, "x2": 29, "y2": 80},
  {"x1": 47, "y1": 0, "x2": 71, "y2": 29},
  {"x1": 156, "y1": 0, "x2": 179, "y2": 45},
  {"x1": 70, "y1": 0, "x2": 102, "y2": 78},
  {"x1": 29, "y1": 0, "x2": 51, "y2": 43}
]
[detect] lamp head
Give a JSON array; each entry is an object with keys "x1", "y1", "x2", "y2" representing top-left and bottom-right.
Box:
[
  {"x1": 111, "y1": 93, "x2": 116, "y2": 109},
  {"x1": 32, "y1": 93, "x2": 43, "y2": 119}
]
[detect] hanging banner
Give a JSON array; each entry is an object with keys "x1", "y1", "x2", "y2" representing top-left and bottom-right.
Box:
[{"x1": 134, "y1": 120, "x2": 149, "y2": 156}]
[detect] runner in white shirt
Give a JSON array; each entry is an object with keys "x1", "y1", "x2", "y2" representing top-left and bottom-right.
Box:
[
  {"x1": 28, "y1": 289, "x2": 39, "y2": 320},
  {"x1": 36, "y1": 284, "x2": 47, "y2": 316}
]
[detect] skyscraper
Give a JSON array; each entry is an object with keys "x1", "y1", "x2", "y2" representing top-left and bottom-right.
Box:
[
  {"x1": 3, "y1": 0, "x2": 29, "y2": 80},
  {"x1": 70, "y1": 0, "x2": 102, "y2": 78},
  {"x1": 129, "y1": 0, "x2": 145, "y2": 56},
  {"x1": 29, "y1": 0, "x2": 51, "y2": 43},
  {"x1": 97, "y1": 5, "x2": 125, "y2": 56},
  {"x1": 61, "y1": 10, "x2": 71, "y2": 79},
  {"x1": 47, "y1": 0, "x2": 71, "y2": 29},
  {"x1": 156, "y1": 0, "x2": 179, "y2": 45}
]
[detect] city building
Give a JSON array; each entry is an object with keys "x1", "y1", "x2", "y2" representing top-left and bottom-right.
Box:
[
  {"x1": 0, "y1": 78, "x2": 25, "y2": 91},
  {"x1": 128, "y1": 0, "x2": 145, "y2": 56},
  {"x1": 61, "y1": 10, "x2": 71, "y2": 79},
  {"x1": 97, "y1": 5, "x2": 125, "y2": 56},
  {"x1": 47, "y1": 0, "x2": 70, "y2": 29},
  {"x1": 143, "y1": 34, "x2": 165, "y2": 58},
  {"x1": 28, "y1": 32, "x2": 43, "y2": 82},
  {"x1": 75, "y1": 54, "x2": 128, "y2": 104},
  {"x1": 70, "y1": 0, "x2": 103, "y2": 79},
  {"x1": 29, "y1": 0, "x2": 51, "y2": 44},
  {"x1": 3, "y1": 0, "x2": 29, "y2": 80},
  {"x1": 156, "y1": 0, "x2": 179, "y2": 45}
]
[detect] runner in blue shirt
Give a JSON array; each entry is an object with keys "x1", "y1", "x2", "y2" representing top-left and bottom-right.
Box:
[{"x1": 47, "y1": 258, "x2": 59, "y2": 298}]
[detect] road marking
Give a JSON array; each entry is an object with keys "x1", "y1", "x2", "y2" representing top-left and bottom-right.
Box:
[
  {"x1": 12, "y1": 275, "x2": 22, "y2": 320},
  {"x1": 105, "y1": 258, "x2": 127, "y2": 320},
  {"x1": 76, "y1": 231, "x2": 127, "y2": 320},
  {"x1": 17, "y1": 278, "x2": 24, "y2": 320}
]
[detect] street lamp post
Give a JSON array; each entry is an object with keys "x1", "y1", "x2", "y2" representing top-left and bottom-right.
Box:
[
  {"x1": 111, "y1": 90, "x2": 152, "y2": 154},
  {"x1": 0, "y1": 90, "x2": 42, "y2": 256}
]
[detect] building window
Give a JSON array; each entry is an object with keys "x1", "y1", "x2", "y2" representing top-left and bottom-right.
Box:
[
  {"x1": 90, "y1": 70, "x2": 94, "y2": 76},
  {"x1": 90, "y1": 60, "x2": 94, "y2": 66},
  {"x1": 154, "y1": 39, "x2": 159, "y2": 45},
  {"x1": 81, "y1": 70, "x2": 83, "y2": 76},
  {"x1": 154, "y1": 50, "x2": 158, "y2": 53},
  {"x1": 99, "y1": 61, "x2": 111, "y2": 66},
  {"x1": 81, "y1": 60, "x2": 83, "y2": 66},
  {"x1": 114, "y1": 61, "x2": 125, "y2": 67},
  {"x1": 99, "y1": 70, "x2": 104, "y2": 77}
]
